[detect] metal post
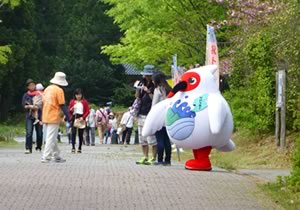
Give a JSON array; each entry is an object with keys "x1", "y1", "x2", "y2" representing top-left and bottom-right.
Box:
[
  {"x1": 276, "y1": 59, "x2": 287, "y2": 150},
  {"x1": 275, "y1": 72, "x2": 280, "y2": 146},
  {"x1": 280, "y1": 70, "x2": 286, "y2": 150}
]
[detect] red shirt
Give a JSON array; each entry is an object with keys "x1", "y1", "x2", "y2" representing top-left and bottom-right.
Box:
[{"x1": 68, "y1": 99, "x2": 90, "y2": 120}]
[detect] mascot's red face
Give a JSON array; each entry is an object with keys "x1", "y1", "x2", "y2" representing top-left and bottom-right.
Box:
[
  {"x1": 167, "y1": 71, "x2": 201, "y2": 98},
  {"x1": 180, "y1": 72, "x2": 201, "y2": 92}
]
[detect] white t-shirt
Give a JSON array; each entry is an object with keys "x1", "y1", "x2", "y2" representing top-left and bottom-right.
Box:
[
  {"x1": 87, "y1": 109, "x2": 96, "y2": 127},
  {"x1": 111, "y1": 118, "x2": 118, "y2": 130},
  {"x1": 120, "y1": 111, "x2": 134, "y2": 128},
  {"x1": 152, "y1": 87, "x2": 167, "y2": 106},
  {"x1": 74, "y1": 101, "x2": 84, "y2": 115}
]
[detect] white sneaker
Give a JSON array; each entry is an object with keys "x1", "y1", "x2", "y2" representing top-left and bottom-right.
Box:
[
  {"x1": 41, "y1": 158, "x2": 51, "y2": 163},
  {"x1": 25, "y1": 149, "x2": 32, "y2": 154}
]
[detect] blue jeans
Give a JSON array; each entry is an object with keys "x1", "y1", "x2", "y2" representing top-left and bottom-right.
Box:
[
  {"x1": 86, "y1": 126, "x2": 96, "y2": 145},
  {"x1": 25, "y1": 116, "x2": 43, "y2": 151},
  {"x1": 155, "y1": 127, "x2": 171, "y2": 163}
]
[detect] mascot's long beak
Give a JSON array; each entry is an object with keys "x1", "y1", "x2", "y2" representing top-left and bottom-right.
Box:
[{"x1": 167, "y1": 81, "x2": 187, "y2": 98}]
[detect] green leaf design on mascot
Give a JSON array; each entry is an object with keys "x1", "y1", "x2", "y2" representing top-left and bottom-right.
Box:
[{"x1": 142, "y1": 65, "x2": 235, "y2": 171}]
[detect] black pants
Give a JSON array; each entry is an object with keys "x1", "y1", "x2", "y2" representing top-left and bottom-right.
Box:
[
  {"x1": 71, "y1": 126, "x2": 84, "y2": 150},
  {"x1": 122, "y1": 127, "x2": 132, "y2": 144},
  {"x1": 111, "y1": 130, "x2": 119, "y2": 144},
  {"x1": 155, "y1": 127, "x2": 171, "y2": 163},
  {"x1": 25, "y1": 116, "x2": 43, "y2": 151}
]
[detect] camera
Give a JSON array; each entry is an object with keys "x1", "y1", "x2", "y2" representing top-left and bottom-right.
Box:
[{"x1": 133, "y1": 80, "x2": 144, "y2": 89}]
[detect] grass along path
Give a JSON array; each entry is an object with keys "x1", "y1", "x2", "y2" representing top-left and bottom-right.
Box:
[
  {"x1": 178, "y1": 130, "x2": 295, "y2": 171},
  {"x1": 0, "y1": 123, "x2": 24, "y2": 147}
]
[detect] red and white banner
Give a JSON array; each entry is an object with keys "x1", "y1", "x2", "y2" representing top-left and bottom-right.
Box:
[{"x1": 205, "y1": 25, "x2": 219, "y2": 87}]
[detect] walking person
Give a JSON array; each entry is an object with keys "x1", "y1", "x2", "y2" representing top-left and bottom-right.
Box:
[
  {"x1": 69, "y1": 88, "x2": 90, "y2": 153},
  {"x1": 136, "y1": 64, "x2": 157, "y2": 165},
  {"x1": 104, "y1": 112, "x2": 114, "y2": 144},
  {"x1": 86, "y1": 108, "x2": 96, "y2": 146},
  {"x1": 110, "y1": 113, "x2": 119, "y2": 144},
  {"x1": 96, "y1": 104, "x2": 108, "y2": 144},
  {"x1": 152, "y1": 72, "x2": 172, "y2": 166},
  {"x1": 22, "y1": 79, "x2": 43, "y2": 154},
  {"x1": 41, "y1": 72, "x2": 70, "y2": 163},
  {"x1": 120, "y1": 107, "x2": 134, "y2": 145}
]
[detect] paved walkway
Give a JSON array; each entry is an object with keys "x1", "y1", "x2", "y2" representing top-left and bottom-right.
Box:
[{"x1": 0, "y1": 139, "x2": 282, "y2": 210}]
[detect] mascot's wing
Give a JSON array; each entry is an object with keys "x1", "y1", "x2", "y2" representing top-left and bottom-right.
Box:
[
  {"x1": 207, "y1": 94, "x2": 226, "y2": 134},
  {"x1": 142, "y1": 99, "x2": 169, "y2": 137}
]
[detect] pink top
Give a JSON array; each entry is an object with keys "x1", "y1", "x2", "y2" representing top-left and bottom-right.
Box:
[
  {"x1": 95, "y1": 109, "x2": 108, "y2": 125},
  {"x1": 27, "y1": 90, "x2": 43, "y2": 97}
]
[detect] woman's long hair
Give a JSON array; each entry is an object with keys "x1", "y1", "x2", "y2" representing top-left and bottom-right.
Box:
[
  {"x1": 73, "y1": 88, "x2": 84, "y2": 100},
  {"x1": 152, "y1": 72, "x2": 172, "y2": 94}
]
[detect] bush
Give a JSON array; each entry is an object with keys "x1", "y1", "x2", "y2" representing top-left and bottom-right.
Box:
[
  {"x1": 287, "y1": 135, "x2": 300, "y2": 192},
  {"x1": 226, "y1": 32, "x2": 275, "y2": 133}
]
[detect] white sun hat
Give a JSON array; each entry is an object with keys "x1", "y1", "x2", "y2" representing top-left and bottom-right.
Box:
[
  {"x1": 36, "y1": 83, "x2": 44, "y2": 91},
  {"x1": 50, "y1": 72, "x2": 68, "y2": 86}
]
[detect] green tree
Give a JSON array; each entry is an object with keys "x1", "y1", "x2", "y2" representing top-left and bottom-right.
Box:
[
  {"x1": 0, "y1": 0, "x2": 39, "y2": 121},
  {"x1": 0, "y1": 0, "x2": 20, "y2": 64},
  {"x1": 225, "y1": 0, "x2": 300, "y2": 132},
  {"x1": 0, "y1": 45, "x2": 11, "y2": 64},
  {"x1": 102, "y1": 0, "x2": 227, "y2": 70},
  {"x1": 0, "y1": 0, "x2": 20, "y2": 8},
  {"x1": 53, "y1": 0, "x2": 124, "y2": 103},
  {"x1": 0, "y1": 0, "x2": 124, "y2": 121}
]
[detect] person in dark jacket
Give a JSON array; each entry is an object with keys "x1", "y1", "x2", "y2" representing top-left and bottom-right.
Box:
[
  {"x1": 22, "y1": 79, "x2": 43, "y2": 154},
  {"x1": 136, "y1": 65, "x2": 157, "y2": 165}
]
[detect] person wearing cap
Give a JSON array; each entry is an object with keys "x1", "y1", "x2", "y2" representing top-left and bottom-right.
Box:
[
  {"x1": 22, "y1": 79, "x2": 43, "y2": 154},
  {"x1": 136, "y1": 64, "x2": 157, "y2": 165},
  {"x1": 41, "y1": 72, "x2": 70, "y2": 163}
]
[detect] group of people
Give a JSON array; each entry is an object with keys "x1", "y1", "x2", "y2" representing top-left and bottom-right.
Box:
[
  {"x1": 22, "y1": 65, "x2": 173, "y2": 166},
  {"x1": 22, "y1": 72, "x2": 70, "y2": 162}
]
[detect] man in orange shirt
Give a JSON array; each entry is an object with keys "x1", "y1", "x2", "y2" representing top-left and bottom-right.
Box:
[{"x1": 41, "y1": 72, "x2": 70, "y2": 163}]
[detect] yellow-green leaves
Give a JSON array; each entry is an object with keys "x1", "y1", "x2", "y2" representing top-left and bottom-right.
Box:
[
  {"x1": 0, "y1": 45, "x2": 12, "y2": 64},
  {"x1": 0, "y1": 0, "x2": 21, "y2": 8}
]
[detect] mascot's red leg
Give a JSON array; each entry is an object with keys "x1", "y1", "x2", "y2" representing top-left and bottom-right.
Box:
[{"x1": 185, "y1": 146, "x2": 212, "y2": 171}]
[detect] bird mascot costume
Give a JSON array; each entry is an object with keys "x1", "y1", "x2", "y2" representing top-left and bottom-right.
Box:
[{"x1": 142, "y1": 65, "x2": 235, "y2": 171}]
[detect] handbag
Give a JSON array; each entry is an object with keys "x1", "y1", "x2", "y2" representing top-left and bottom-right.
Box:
[{"x1": 74, "y1": 118, "x2": 86, "y2": 129}]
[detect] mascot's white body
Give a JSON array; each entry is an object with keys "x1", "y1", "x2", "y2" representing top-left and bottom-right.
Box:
[{"x1": 142, "y1": 65, "x2": 235, "y2": 171}]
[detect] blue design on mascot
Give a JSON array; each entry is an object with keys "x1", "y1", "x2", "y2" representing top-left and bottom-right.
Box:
[{"x1": 166, "y1": 99, "x2": 196, "y2": 140}]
